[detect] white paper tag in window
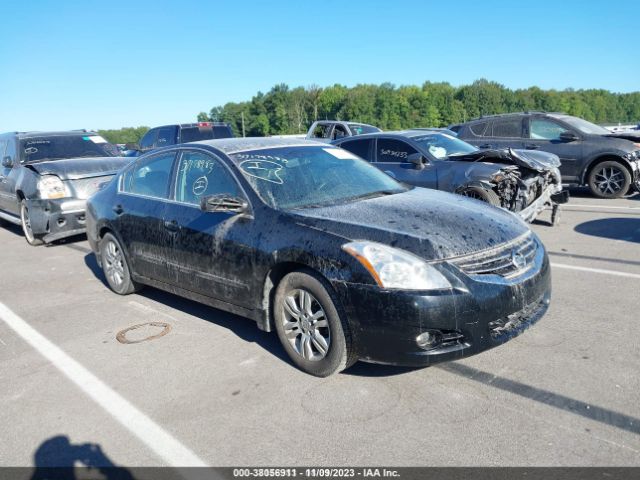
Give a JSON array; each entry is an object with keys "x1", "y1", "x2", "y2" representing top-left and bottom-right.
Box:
[
  {"x1": 89, "y1": 136, "x2": 108, "y2": 143},
  {"x1": 323, "y1": 148, "x2": 358, "y2": 160}
]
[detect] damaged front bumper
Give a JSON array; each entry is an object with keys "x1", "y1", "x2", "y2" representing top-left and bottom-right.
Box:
[
  {"x1": 332, "y1": 238, "x2": 551, "y2": 367},
  {"x1": 517, "y1": 183, "x2": 568, "y2": 224},
  {"x1": 25, "y1": 198, "x2": 88, "y2": 243}
]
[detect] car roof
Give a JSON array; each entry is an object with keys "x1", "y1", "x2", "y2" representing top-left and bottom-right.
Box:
[
  {"x1": 4, "y1": 130, "x2": 101, "y2": 139},
  {"x1": 191, "y1": 137, "x2": 327, "y2": 155},
  {"x1": 336, "y1": 129, "x2": 450, "y2": 140}
]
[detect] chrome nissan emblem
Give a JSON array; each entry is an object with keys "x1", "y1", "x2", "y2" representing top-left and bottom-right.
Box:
[{"x1": 511, "y1": 250, "x2": 526, "y2": 270}]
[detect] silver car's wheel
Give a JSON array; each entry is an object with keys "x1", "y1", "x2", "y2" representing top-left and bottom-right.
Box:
[
  {"x1": 282, "y1": 288, "x2": 331, "y2": 361},
  {"x1": 20, "y1": 200, "x2": 44, "y2": 246}
]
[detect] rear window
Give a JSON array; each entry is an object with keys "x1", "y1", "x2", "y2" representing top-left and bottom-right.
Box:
[
  {"x1": 180, "y1": 125, "x2": 233, "y2": 143},
  {"x1": 20, "y1": 135, "x2": 118, "y2": 163}
]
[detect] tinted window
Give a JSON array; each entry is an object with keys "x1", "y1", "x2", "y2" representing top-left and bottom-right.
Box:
[
  {"x1": 156, "y1": 127, "x2": 177, "y2": 148},
  {"x1": 376, "y1": 138, "x2": 418, "y2": 162},
  {"x1": 469, "y1": 121, "x2": 489, "y2": 136},
  {"x1": 491, "y1": 118, "x2": 522, "y2": 138},
  {"x1": 339, "y1": 139, "x2": 373, "y2": 161},
  {"x1": 179, "y1": 125, "x2": 233, "y2": 143},
  {"x1": 123, "y1": 151, "x2": 176, "y2": 199},
  {"x1": 311, "y1": 124, "x2": 331, "y2": 138},
  {"x1": 139, "y1": 129, "x2": 158, "y2": 150},
  {"x1": 174, "y1": 151, "x2": 239, "y2": 205},
  {"x1": 347, "y1": 124, "x2": 380, "y2": 135},
  {"x1": 332, "y1": 125, "x2": 349, "y2": 140},
  {"x1": 19, "y1": 135, "x2": 118, "y2": 163},
  {"x1": 530, "y1": 119, "x2": 568, "y2": 140},
  {"x1": 233, "y1": 146, "x2": 405, "y2": 210}
]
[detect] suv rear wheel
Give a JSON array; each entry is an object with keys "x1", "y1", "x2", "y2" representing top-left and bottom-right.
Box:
[{"x1": 588, "y1": 160, "x2": 631, "y2": 199}]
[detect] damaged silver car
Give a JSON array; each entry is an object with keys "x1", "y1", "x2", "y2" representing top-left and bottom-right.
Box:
[{"x1": 333, "y1": 130, "x2": 568, "y2": 224}]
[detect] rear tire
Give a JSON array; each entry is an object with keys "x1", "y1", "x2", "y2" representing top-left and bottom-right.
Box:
[
  {"x1": 273, "y1": 270, "x2": 356, "y2": 377},
  {"x1": 461, "y1": 186, "x2": 501, "y2": 207},
  {"x1": 587, "y1": 160, "x2": 631, "y2": 199},
  {"x1": 20, "y1": 200, "x2": 44, "y2": 246},
  {"x1": 100, "y1": 233, "x2": 141, "y2": 295}
]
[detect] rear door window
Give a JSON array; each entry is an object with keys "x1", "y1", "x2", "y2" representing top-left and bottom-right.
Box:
[
  {"x1": 122, "y1": 151, "x2": 176, "y2": 199},
  {"x1": 310, "y1": 123, "x2": 331, "y2": 139},
  {"x1": 339, "y1": 139, "x2": 374, "y2": 161},
  {"x1": 376, "y1": 138, "x2": 418, "y2": 163},
  {"x1": 490, "y1": 118, "x2": 523, "y2": 138}
]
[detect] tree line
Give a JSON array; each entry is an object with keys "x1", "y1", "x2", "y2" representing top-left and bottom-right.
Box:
[{"x1": 99, "y1": 79, "x2": 640, "y2": 143}]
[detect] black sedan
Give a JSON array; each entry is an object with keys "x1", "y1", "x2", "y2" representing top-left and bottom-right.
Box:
[{"x1": 86, "y1": 138, "x2": 551, "y2": 376}]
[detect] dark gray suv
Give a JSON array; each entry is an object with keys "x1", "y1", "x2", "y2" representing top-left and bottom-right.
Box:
[{"x1": 451, "y1": 112, "x2": 640, "y2": 198}]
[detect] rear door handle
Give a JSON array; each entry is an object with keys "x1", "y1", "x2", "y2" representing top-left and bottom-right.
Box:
[
  {"x1": 479, "y1": 143, "x2": 492, "y2": 149},
  {"x1": 524, "y1": 144, "x2": 540, "y2": 150},
  {"x1": 112, "y1": 204, "x2": 124, "y2": 215},
  {"x1": 163, "y1": 219, "x2": 179, "y2": 232}
]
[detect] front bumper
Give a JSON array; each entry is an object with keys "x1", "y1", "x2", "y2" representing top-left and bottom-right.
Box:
[
  {"x1": 332, "y1": 241, "x2": 552, "y2": 367},
  {"x1": 26, "y1": 198, "x2": 88, "y2": 243},
  {"x1": 517, "y1": 183, "x2": 567, "y2": 224}
]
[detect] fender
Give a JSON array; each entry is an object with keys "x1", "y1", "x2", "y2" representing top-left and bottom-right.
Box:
[{"x1": 579, "y1": 152, "x2": 635, "y2": 184}]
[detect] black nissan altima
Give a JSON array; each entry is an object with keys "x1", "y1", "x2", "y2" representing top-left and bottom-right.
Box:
[{"x1": 86, "y1": 137, "x2": 551, "y2": 376}]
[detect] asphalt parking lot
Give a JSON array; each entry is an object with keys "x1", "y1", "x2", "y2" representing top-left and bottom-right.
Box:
[{"x1": 0, "y1": 190, "x2": 639, "y2": 468}]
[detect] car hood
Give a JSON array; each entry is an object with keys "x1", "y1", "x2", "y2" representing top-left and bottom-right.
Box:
[
  {"x1": 289, "y1": 187, "x2": 530, "y2": 261},
  {"x1": 25, "y1": 157, "x2": 132, "y2": 180},
  {"x1": 448, "y1": 148, "x2": 560, "y2": 172},
  {"x1": 604, "y1": 131, "x2": 640, "y2": 142}
]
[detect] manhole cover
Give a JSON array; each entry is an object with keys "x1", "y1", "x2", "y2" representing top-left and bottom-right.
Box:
[{"x1": 116, "y1": 322, "x2": 171, "y2": 344}]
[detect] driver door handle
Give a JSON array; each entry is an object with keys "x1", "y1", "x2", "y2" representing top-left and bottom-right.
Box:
[
  {"x1": 163, "y1": 219, "x2": 180, "y2": 232},
  {"x1": 524, "y1": 144, "x2": 540, "y2": 150}
]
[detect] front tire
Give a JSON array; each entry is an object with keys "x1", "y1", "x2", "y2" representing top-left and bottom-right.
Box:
[
  {"x1": 461, "y1": 186, "x2": 502, "y2": 207},
  {"x1": 273, "y1": 270, "x2": 356, "y2": 377},
  {"x1": 588, "y1": 161, "x2": 631, "y2": 199},
  {"x1": 20, "y1": 200, "x2": 44, "y2": 246},
  {"x1": 100, "y1": 232, "x2": 141, "y2": 295}
]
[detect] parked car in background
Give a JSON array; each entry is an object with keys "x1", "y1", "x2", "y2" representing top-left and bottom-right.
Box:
[
  {"x1": 306, "y1": 121, "x2": 381, "y2": 142},
  {"x1": 333, "y1": 130, "x2": 567, "y2": 224},
  {"x1": 86, "y1": 138, "x2": 551, "y2": 376},
  {"x1": 0, "y1": 130, "x2": 131, "y2": 245},
  {"x1": 450, "y1": 112, "x2": 640, "y2": 198},
  {"x1": 126, "y1": 122, "x2": 234, "y2": 156}
]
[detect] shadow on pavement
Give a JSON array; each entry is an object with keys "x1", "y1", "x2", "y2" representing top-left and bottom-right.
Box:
[
  {"x1": 440, "y1": 362, "x2": 640, "y2": 436},
  {"x1": 574, "y1": 217, "x2": 640, "y2": 243},
  {"x1": 31, "y1": 435, "x2": 133, "y2": 480}
]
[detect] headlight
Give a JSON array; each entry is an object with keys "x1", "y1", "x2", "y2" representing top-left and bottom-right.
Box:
[
  {"x1": 342, "y1": 241, "x2": 451, "y2": 290},
  {"x1": 37, "y1": 175, "x2": 67, "y2": 199}
]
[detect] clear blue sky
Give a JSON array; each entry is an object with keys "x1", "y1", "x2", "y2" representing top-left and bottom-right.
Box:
[{"x1": 1, "y1": 0, "x2": 638, "y2": 132}]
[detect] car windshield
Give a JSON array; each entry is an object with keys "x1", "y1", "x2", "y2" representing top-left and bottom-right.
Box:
[
  {"x1": 232, "y1": 146, "x2": 407, "y2": 210},
  {"x1": 347, "y1": 124, "x2": 380, "y2": 135},
  {"x1": 410, "y1": 133, "x2": 477, "y2": 159},
  {"x1": 20, "y1": 135, "x2": 119, "y2": 163},
  {"x1": 558, "y1": 116, "x2": 611, "y2": 135}
]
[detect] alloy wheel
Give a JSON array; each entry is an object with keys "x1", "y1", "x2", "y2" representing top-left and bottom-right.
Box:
[
  {"x1": 593, "y1": 166, "x2": 625, "y2": 196},
  {"x1": 104, "y1": 240, "x2": 125, "y2": 288},
  {"x1": 20, "y1": 202, "x2": 35, "y2": 243},
  {"x1": 281, "y1": 288, "x2": 331, "y2": 361}
]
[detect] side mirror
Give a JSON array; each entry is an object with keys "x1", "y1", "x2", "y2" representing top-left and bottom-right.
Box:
[
  {"x1": 200, "y1": 194, "x2": 249, "y2": 214},
  {"x1": 407, "y1": 153, "x2": 426, "y2": 170},
  {"x1": 559, "y1": 131, "x2": 579, "y2": 142},
  {"x1": 2, "y1": 156, "x2": 13, "y2": 168}
]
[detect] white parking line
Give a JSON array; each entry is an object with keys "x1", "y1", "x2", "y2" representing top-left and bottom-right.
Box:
[
  {"x1": 0, "y1": 301, "x2": 208, "y2": 467},
  {"x1": 564, "y1": 204, "x2": 640, "y2": 210},
  {"x1": 551, "y1": 263, "x2": 640, "y2": 279}
]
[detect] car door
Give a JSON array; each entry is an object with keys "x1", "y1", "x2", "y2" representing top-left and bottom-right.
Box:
[
  {"x1": 0, "y1": 138, "x2": 21, "y2": 215},
  {"x1": 524, "y1": 117, "x2": 583, "y2": 182},
  {"x1": 374, "y1": 137, "x2": 438, "y2": 188},
  {"x1": 116, "y1": 150, "x2": 178, "y2": 283},
  {"x1": 481, "y1": 116, "x2": 526, "y2": 150},
  {"x1": 162, "y1": 149, "x2": 253, "y2": 306}
]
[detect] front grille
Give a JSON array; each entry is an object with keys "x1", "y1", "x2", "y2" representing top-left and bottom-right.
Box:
[
  {"x1": 70, "y1": 175, "x2": 113, "y2": 199},
  {"x1": 450, "y1": 233, "x2": 537, "y2": 278},
  {"x1": 488, "y1": 297, "x2": 548, "y2": 339}
]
